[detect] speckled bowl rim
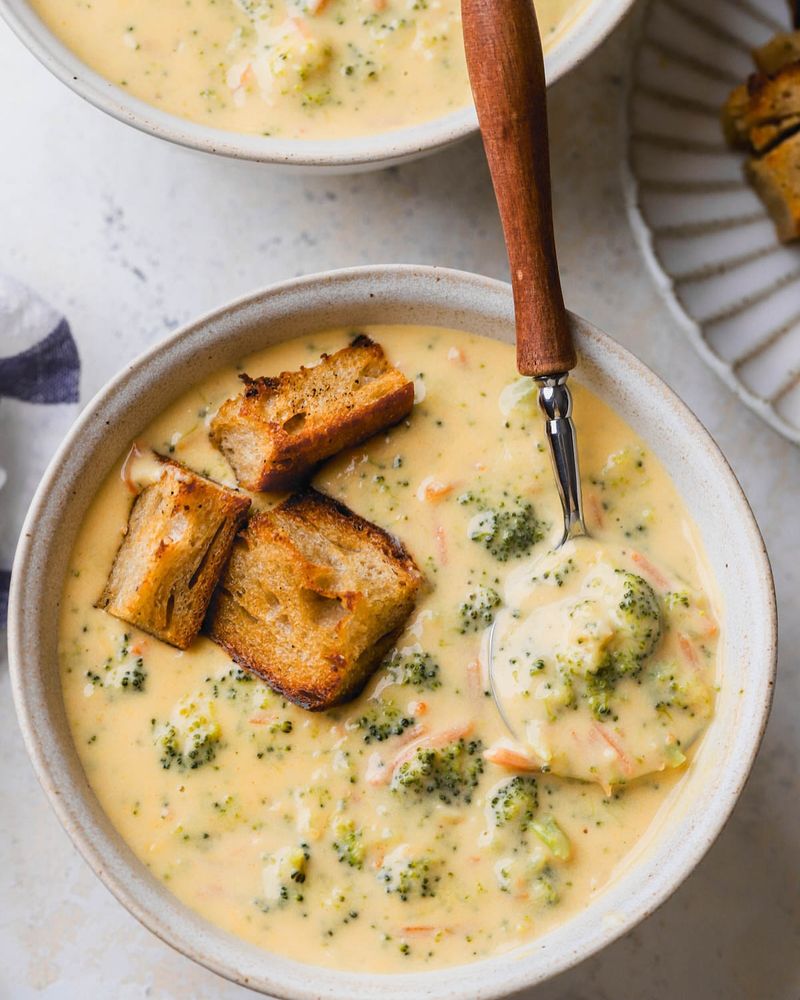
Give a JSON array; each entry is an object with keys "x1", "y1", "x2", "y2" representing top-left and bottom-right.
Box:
[
  {"x1": 0, "y1": 0, "x2": 636, "y2": 170},
  {"x1": 9, "y1": 266, "x2": 776, "y2": 999}
]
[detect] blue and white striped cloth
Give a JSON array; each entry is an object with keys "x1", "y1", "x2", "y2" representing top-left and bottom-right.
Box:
[{"x1": 0, "y1": 275, "x2": 80, "y2": 625}]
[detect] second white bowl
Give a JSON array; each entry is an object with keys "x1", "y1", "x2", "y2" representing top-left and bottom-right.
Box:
[{"x1": 0, "y1": 0, "x2": 637, "y2": 171}]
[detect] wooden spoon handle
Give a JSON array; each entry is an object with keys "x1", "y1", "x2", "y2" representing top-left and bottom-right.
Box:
[{"x1": 462, "y1": 0, "x2": 576, "y2": 376}]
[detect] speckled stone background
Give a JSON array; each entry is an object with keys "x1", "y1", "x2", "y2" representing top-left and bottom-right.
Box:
[{"x1": 1, "y1": 5, "x2": 798, "y2": 998}]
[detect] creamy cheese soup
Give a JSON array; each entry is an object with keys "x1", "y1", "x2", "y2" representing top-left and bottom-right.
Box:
[
  {"x1": 31, "y1": 0, "x2": 583, "y2": 140},
  {"x1": 59, "y1": 326, "x2": 720, "y2": 972}
]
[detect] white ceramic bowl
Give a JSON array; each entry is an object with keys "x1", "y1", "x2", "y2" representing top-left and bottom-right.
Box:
[
  {"x1": 9, "y1": 266, "x2": 775, "y2": 998},
  {"x1": 0, "y1": 0, "x2": 636, "y2": 171}
]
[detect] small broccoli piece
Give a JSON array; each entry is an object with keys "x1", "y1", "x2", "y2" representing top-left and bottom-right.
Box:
[
  {"x1": 332, "y1": 819, "x2": 365, "y2": 869},
  {"x1": 384, "y1": 649, "x2": 441, "y2": 690},
  {"x1": 259, "y1": 843, "x2": 310, "y2": 909},
  {"x1": 611, "y1": 570, "x2": 662, "y2": 668},
  {"x1": 530, "y1": 815, "x2": 571, "y2": 860},
  {"x1": 599, "y1": 446, "x2": 647, "y2": 494},
  {"x1": 88, "y1": 633, "x2": 147, "y2": 692},
  {"x1": 464, "y1": 491, "x2": 545, "y2": 562},
  {"x1": 489, "y1": 775, "x2": 538, "y2": 831},
  {"x1": 532, "y1": 866, "x2": 560, "y2": 906},
  {"x1": 585, "y1": 659, "x2": 619, "y2": 720},
  {"x1": 378, "y1": 846, "x2": 440, "y2": 901},
  {"x1": 155, "y1": 692, "x2": 221, "y2": 770},
  {"x1": 116, "y1": 660, "x2": 147, "y2": 691},
  {"x1": 458, "y1": 585, "x2": 502, "y2": 633},
  {"x1": 664, "y1": 590, "x2": 690, "y2": 610},
  {"x1": 391, "y1": 738, "x2": 484, "y2": 804},
  {"x1": 355, "y1": 698, "x2": 415, "y2": 743}
]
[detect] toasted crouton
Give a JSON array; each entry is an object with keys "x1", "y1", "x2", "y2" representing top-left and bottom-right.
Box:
[
  {"x1": 746, "y1": 131, "x2": 800, "y2": 241},
  {"x1": 753, "y1": 31, "x2": 800, "y2": 75},
  {"x1": 723, "y1": 63, "x2": 800, "y2": 148},
  {"x1": 209, "y1": 335, "x2": 414, "y2": 491},
  {"x1": 749, "y1": 114, "x2": 800, "y2": 153},
  {"x1": 206, "y1": 489, "x2": 422, "y2": 710},
  {"x1": 98, "y1": 460, "x2": 251, "y2": 648}
]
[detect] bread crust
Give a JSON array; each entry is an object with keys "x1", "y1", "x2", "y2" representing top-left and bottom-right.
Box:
[
  {"x1": 209, "y1": 335, "x2": 414, "y2": 491},
  {"x1": 97, "y1": 459, "x2": 250, "y2": 648},
  {"x1": 746, "y1": 130, "x2": 800, "y2": 241},
  {"x1": 206, "y1": 488, "x2": 423, "y2": 709}
]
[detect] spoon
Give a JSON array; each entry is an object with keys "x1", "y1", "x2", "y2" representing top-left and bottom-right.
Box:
[
  {"x1": 461, "y1": 0, "x2": 588, "y2": 731},
  {"x1": 461, "y1": 0, "x2": 588, "y2": 551},
  {"x1": 461, "y1": 0, "x2": 588, "y2": 739}
]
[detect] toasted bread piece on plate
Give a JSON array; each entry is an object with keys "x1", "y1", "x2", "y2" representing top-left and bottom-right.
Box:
[
  {"x1": 209, "y1": 335, "x2": 414, "y2": 492},
  {"x1": 723, "y1": 63, "x2": 800, "y2": 147},
  {"x1": 206, "y1": 488, "x2": 422, "y2": 710},
  {"x1": 98, "y1": 459, "x2": 250, "y2": 648},
  {"x1": 753, "y1": 30, "x2": 800, "y2": 75},
  {"x1": 746, "y1": 130, "x2": 800, "y2": 241},
  {"x1": 749, "y1": 114, "x2": 800, "y2": 153}
]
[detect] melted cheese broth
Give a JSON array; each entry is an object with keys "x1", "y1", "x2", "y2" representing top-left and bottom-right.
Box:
[
  {"x1": 31, "y1": 0, "x2": 583, "y2": 140},
  {"x1": 59, "y1": 326, "x2": 720, "y2": 973}
]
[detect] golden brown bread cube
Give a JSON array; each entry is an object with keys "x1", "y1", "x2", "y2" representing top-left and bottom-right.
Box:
[
  {"x1": 746, "y1": 130, "x2": 800, "y2": 241},
  {"x1": 97, "y1": 460, "x2": 251, "y2": 648},
  {"x1": 209, "y1": 335, "x2": 414, "y2": 492},
  {"x1": 753, "y1": 30, "x2": 800, "y2": 75},
  {"x1": 206, "y1": 489, "x2": 423, "y2": 710},
  {"x1": 723, "y1": 63, "x2": 800, "y2": 148},
  {"x1": 749, "y1": 114, "x2": 800, "y2": 153}
]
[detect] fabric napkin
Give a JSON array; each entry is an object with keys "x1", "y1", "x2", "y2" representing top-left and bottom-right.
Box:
[{"x1": 0, "y1": 274, "x2": 80, "y2": 626}]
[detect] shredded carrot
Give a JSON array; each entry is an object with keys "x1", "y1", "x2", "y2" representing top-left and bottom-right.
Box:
[
  {"x1": 447, "y1": 346, "x2": 467, "y2": 365},
  {"x1": 677, "y1": 633, "x2": 701, "y2": 669},
  {"x1": 291, "y1": 15, "x2": 312, "y2": 36},
  {"x1": 308, "y1": 0, "x2": 330, "y2": 11},
  {"x1": 418, "y1": 477, "x2": 456, "y2": 503},
  {"x1": 591, "y1": 723, "x2": 634, "y2": 776},
  {"x1": 484, "y1": 742, "x2": 541, "y2": 772},
  {"x1": 630, "y1": 550, "x2": 670, "y2": 590},
  {"x1": 409, "y1": 700, "x2": 428, "y2": 716},
  {"x1": 248, "y1": 715, "x2": 277, "y2": 726}
]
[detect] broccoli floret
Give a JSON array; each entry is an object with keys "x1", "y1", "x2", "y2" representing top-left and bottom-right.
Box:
[
  {"x1": 462, "y1": 491, "x2": 545, "y2": 561},
  {"x1": 391, "y1": 738, "x2": 484, "y2": 804},
  {"x1": 582, "y1": 570, "x2": 662, "y2": 719},
  {"x1": 378, "y1": 847, "x2": 440, "y2": 901},
  {"x1": 384, "y1": 649, "x2": 441, "y2": 690},
  {"x1": 355, "y1": 698, "x2": 415, "y2": 743},
  {"x1": 332, "y1": 819, "x2": 365, "y2": 869},
  {"x1": 490, "y1": 775, "x2": 538, "y2": 831},
  {"x1": 458, "y1": 585, "x2": 502, "y2": 633},
  {"x1": 613, "y1": 570, "x2": 661, "y2": 666},
  {"x1": 585, "y1": 660, "x2": 619, "y2": 720},
  {"x1": 532, "y1": 866, "x2": 560, "y2": 906},
  {"x1": 155, "y1": 692, "x2": 221, "y2": 770},
  {"x1": 258, "y1": 843, "x2": 310, "y2": 909},
  {"x1": 87, "y1": 632, "x2": 147, "y2": 692},
  {"x1": 530, "y1": 815, "x2": 571, "y2": 860}
]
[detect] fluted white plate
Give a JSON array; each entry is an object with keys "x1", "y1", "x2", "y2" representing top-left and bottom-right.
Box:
[{"x1": 625, "y1": 0, "x2": 800, "y2": 443}]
